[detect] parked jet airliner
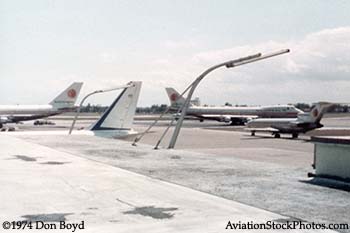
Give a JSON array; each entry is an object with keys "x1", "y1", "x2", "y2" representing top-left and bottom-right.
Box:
[
  {"x1": 246, "y1": 102, "x2": 334, "y2": 138},
  {"x1": 3, "y1": 81, "x2": 142, "y2": 139},
  {"x1": 0, "y1": 82, "x2": 83, "y2": 128},
  {"x1": 166, "y1": 87, "x2": 303, "y2": 125}
]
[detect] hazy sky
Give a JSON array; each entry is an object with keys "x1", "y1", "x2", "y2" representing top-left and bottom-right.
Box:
[{"x1": 1, "y1": 0, "x2": 350, "y2": 106}]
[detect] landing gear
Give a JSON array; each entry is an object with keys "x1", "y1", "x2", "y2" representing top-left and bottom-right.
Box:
[
  {"x1": 251, "y1": 131, "x2": 255, "y2": 136},
  {"x1": 230, "y1": 118, "x2": 246, "y2": 126},
  {"x1": 292, "y1": 133, "x2": 299, "y2": 139},
  {"x1": 0, "y1": 123, "x2": 2, "y2": 129},
  {"x1": 274, "y1": 133, "x2": 281, "y2": 138}
]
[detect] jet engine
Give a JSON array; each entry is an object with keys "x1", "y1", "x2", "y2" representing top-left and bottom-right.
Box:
[{"x1": 219, "y1": 116, "x2": 231, "y2": 123}]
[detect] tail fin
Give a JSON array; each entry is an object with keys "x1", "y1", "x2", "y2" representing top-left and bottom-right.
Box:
[
  {"x1": 90, "y1": 81, "x2": 142, "y2": 131},
  {"x1": 298, "y1": 102, "x2": 334, "y2": 123},
  {"x1": 165, "y1": 87, "x2": 186, "y2": 107},
  {"x1": 50, "y1": 82, "x2": 83, "y2": 109}
]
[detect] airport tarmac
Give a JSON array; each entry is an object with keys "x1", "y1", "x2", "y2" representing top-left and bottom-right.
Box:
[
  {"x1": 3, "y1": 114, "x2": 349, "y2": 232},
  {"x1": 4, "y1": 134, "x2": 313, "y2": 233}
]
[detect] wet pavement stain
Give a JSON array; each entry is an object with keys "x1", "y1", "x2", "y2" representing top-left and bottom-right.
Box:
[
  {"x1": 123, "y1": 206, "x2": 178, "y2": 219},
  {"x1": 13, "y1": 155, "x2": 37, "y2": 162},
  {"x1": 21, "y1": 213, "x2": 73, "y2": 222},
  {"x1": 40, "y1": 161, "x2": 70, "y2": 165}
]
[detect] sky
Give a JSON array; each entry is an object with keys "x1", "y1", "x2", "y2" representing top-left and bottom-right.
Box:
[{"x1": 1, "y1": 0, "x2": 350, "y2": 106}]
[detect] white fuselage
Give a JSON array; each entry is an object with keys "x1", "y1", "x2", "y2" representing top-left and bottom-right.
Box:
[
  {"x1": 0, "y1": 105, "x2": 57, "y2": 115},
  {"x1": 187, "y1": 105, "x2": 302, "y2": 118},
  {"x1": 247, "y1": 118, "x2": 296, "y2": 128}
]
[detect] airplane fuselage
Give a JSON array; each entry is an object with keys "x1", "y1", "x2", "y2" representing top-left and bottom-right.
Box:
[
  {"x1": 0, "y1": 104, "x2": 77, "y2": 125},
  {"x1": 247, "y1": 118, "x2": 296, "y2": 128},
  {"x1": 246, "y1": 117, "x2": 323, "y2": 136},
  {"x1": 0, "y1": 105, "x2": 57, "y2": 115},
  {"x1": 186, "y1": 105, "x2": 302, "y2": 118}
]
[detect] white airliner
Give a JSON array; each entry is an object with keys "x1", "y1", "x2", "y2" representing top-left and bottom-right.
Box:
[
  {"x1": 4, "y1": 81, "x2": 142, "y2": 139},
  {"x1": 0, "y1": 82, "x2": 83, "y2": 128},
  {"x1": 246, "y1": 102, "x2": 334, "y2": 138},
  {"x1": 166, "y1": 88, "x2": 303, "y2": 125}
]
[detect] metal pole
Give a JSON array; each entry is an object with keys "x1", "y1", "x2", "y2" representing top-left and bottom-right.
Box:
[
  {"x1": 68, "y1": 91, "x2": 101, "y2": 135},
  {"x1": 131, "y1": 80, "x2": 195, "y2": 146},
  {"x1": 68, "y1": 83, "x2": 133, "y2": 135},
  {"x1": 167, "y1": 49, "x2": 290, "y2": 149}
]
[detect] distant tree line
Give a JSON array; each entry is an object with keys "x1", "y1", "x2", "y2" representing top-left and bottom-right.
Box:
[
  {"x1": 80, "y1": 103, "x2": 169, "y2": 114},
  {"x1": 136, "y1": 104, "x2": 168, "y2": 114},
  {"x1": 80, "y1": 103, "x2": 108, "y2": 113}
]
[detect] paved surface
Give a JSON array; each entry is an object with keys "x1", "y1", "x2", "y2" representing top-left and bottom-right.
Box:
[
  {"x1": 15, "y1": 131, "x2": 350, "y2": 232},
  {"x1": 2, "y1": 115, "x2": 350, "y2": 232},
  {"x1": 0, "y1": 134, "x2": 334, "y2": 233}
]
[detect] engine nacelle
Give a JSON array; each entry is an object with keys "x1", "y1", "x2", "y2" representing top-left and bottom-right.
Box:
[
  {"x1": 172, "y1": 113, "x2": 181, "y2": 120},
  {"x1": 0, "y1": 116, "x2": 10, "y2": 124},
  {"x1": 219, "y1": 116, "x2": 231, "y2": 123}
]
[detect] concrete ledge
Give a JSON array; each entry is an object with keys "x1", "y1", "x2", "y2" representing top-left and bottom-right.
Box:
[
  {"x1": 311, "y1": 136, "x2": 350, "y2": 181},
  {"x1": 311, "y1": 136, "x2": 350, "y2": 145}
]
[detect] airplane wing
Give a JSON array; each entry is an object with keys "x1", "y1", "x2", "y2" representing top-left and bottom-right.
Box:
[
  {"x1": 244, "y1": 127, "x2": 279, "y2": 133},
  {"x1": 200, "y1": 114, "x2": 258, "y2": 119},
  {"x1": 0, "y1": 113, "x2": 59, "y2": 123},
  {"x1": 197, "y1": 114, "x2": 258, "y2": 123}
]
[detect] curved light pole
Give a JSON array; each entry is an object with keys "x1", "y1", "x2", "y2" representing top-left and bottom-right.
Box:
[
  {"x1": 68, "y1": 83, "x2": 133, "y2": 135},
  {"x1": 168, "y1": 49, "x2": 290, "y2": 149}
]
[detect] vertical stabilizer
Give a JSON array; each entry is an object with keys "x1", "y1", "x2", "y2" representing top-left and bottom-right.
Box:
[
  {"x1": 50, "y1": 82, "x2": 83, "y2": 109},
  {"x1": 298, "y1": 102, "x2": 334, "y2": 123},
  {"x1": 309, "y1": 102, "x2": 334, "y2": 123},
  {"x1": 90, "y1": 81, "x2": 142, "y2": 131},
  {"x1": 165, "y1": 87, "x2": 186, "y2": 107}
]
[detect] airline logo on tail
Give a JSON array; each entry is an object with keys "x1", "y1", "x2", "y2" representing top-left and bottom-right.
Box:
[
  {"x1": 170, "y1": 93, "x2": 178, "y2": 101},
  {"x1": 165, "y1": 87, "x2": 186, "y2": 107},
  {"x1": 50, "y1": 82, "x2": 83, "y2": 109},
  {"x1": 67, "y1": 89, "x2": 77, "y2": 99},
  {"x1": 297, "y1": 102, "x2": 334, "y2": 123}
]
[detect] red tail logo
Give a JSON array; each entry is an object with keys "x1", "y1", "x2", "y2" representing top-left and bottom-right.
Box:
[
  {"x1": 67, "y1": 89, "x2": 77, "y2": 98},
  {"x1": 170, "y1": 93, "x2": 178, "y2": 101}
]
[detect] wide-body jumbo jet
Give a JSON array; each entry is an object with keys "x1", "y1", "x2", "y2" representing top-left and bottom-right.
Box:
[
  {"x1": 4, "y1": 81, "x2": 142, "y2": 139},
  {"x1": 246, "y1": 102, "x2": 334, "y2": 138},
  {"x1": 166, "y1": 87, "x2": 303, "y2": 125},
  {"x1": 0, "y1": 82, "x2": 83, "y2": 128}
]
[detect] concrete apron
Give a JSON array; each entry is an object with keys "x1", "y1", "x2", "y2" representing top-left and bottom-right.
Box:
[{"x1": 0, "y1": 135, "x2": 334, "y2": 233}]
